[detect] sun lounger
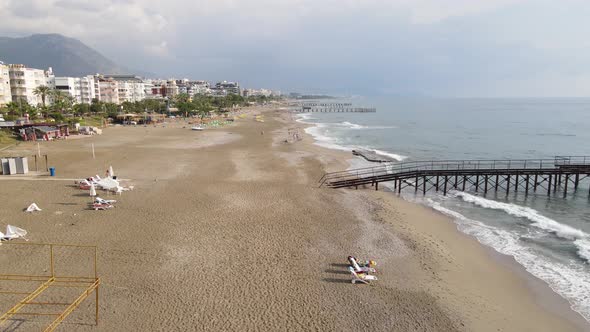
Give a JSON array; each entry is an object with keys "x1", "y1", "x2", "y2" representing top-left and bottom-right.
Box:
[
  {"x1": 348, "y1": 256, "x2": 376, "y2": 273},
  {"x1": 91, "y1": 203, "x2": 114, "y2": 211},
  {"x1": 1, "y1": 225, "x2": 28, "y2": 241},
  {"x1": 95, "y1": 197, "x2": 116, "y2": 204},
  {"x1": 349, "y1": 266, "x2": 377, "y2": 284}
]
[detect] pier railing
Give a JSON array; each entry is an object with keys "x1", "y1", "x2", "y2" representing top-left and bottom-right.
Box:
[{"x1": 319, "y1": 156, "x2": 590, "y2": 188}]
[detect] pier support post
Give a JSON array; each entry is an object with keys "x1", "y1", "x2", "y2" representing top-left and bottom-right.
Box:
[
  {"x1": 554, "y1": 173, "x2": 558, "y2": 193},
  {"x1": 398, "y1": 180, "x2": 402, "y2": 194},
  {"x1": 462, "y1": 176, "x2": 466, "y2": 191},
  {"x1": 423, "y1": 177, "x2": 426, "y2": 195},
  {"x1": 548, "y1": 175, "x2": 552, "y2": 196},
  {"x1": 534, "y1": 174, "x2": 538, "y2": 192},
  {"x1": 484, "y1": 175, "x2": 488, "y2": 194},
  {"x1": 436, "y1": 176, "x2": 439, "y2": 191},
  {"x1": 475, "y1": 175, "x2": 479, "y2": 192},
  {"x1": 375, "y1": 182, "x2": 379, "y2": 191},
  {"x1": 454, "y1": 175, "x2": 458, "y2": 189},
  {"x1": 515, "y1": 174, "x2": 519, "y2": 192},
  {"x1": 525, "y1": 175, "x2": 530, "y2": 195},
  {"x1": 563, "y1": 175, "x2": 569, "y2": 198},
  {"x1": 495, "y1": 175, "x2": 499, "y2": 191},
  {"x1": 575, "y1": 173, "x2": 580, "y2": 191},
  {"x1": 506, "y1": 175, "x2": 511, "y2": 195},
  {"x1": 443, "y1": 176, "x2": 448, "y2": 195},
  {"x1": 415, "y1": 175, "x2": 419, "y2": 193}
]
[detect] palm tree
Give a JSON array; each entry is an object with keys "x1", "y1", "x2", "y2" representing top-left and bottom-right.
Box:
[
  {"x1": 33, "y1": 85, "x2": 52, "y2": 107},
  {"x1": 50, "y1": 90, "x2": 74, "y2": 114}
]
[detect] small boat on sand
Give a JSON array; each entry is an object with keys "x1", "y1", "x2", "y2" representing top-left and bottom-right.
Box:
[{"x1": 191, "y1": 126, "x2": 205, "y2": 131}]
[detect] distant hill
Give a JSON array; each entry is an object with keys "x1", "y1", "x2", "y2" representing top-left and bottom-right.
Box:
[{"x1": 0, "y1": 33, "x2": 153, "y2": 77}]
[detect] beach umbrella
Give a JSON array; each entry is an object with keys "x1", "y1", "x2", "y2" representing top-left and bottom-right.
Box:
[
  {"x1": 108, "y1": 165, "x2": 114, "y2": 178},
  {"x1": 89, "y1": 183, "x2": 97, "y2": 197}
]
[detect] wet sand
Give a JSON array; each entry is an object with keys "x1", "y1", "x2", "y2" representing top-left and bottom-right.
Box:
[{"x1": 0, "y1": 107, "x2": 587, "y2": 331}]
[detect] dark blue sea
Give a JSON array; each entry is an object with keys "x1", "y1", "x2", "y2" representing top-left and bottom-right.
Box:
[{"x1": 296, "y1": 97, "x2": 590, "y2": 321}]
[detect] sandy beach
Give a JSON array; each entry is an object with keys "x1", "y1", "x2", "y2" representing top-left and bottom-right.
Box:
[{"x1": 0, "y1": 106, "x2": 588, "y2": 331}]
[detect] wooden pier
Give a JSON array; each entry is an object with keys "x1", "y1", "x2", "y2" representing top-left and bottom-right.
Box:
[
  {"x1": 295, "y1": 107, "x2": 376, "y2": 113},
  {"x1": 300, "y1": 103, "x2": 352, "y2": 107},
  {"x1": 319, "y1": 156, "x2": 590, "y2": 197}
]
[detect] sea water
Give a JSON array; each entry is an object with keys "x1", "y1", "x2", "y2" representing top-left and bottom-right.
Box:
[{"x1": 296, "y1": 97, "x2": 590, "y2": 321}]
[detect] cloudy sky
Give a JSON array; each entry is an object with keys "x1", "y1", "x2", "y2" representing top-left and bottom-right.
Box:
[{"x1": 1, "y1": 0, "x2": 590, "y2": 97}]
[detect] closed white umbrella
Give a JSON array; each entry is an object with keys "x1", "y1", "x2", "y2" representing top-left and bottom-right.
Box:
[
  {"x1": 89, "y1": 183, "x2": 97, "y2": 197},
  {"x1": 108, "y1": 165, "x2": 114, "y2": 178}
]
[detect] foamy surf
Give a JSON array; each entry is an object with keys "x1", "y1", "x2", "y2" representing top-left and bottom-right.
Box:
[
  {"x1": 298, "y1": 114, "x2": 407, "y2": 161},
  {"x1": 424, "y1": 199, "x2": 590, "y2": 322},
  {"x1": 575, "y1": 238, "x2": 590, "y2": 263},
  {"x1": 453, "y1": 191, "x2": 587, "y2": 241}
]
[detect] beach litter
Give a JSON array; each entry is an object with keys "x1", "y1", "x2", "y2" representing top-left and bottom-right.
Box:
[
  {"x1": 25, "y1": 203, "x2": 42, "y2": 212},
  {"x1": 0, "y1": 225, "x2": 28, "y2": 242}
]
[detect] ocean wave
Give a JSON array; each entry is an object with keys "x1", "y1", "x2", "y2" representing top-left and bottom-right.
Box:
[
  {"x1": 341, "y1": 121, "x2": 365, "y2": 129},
  {"x1": 575, "y1": 238, "x2": 590, "y2": 263},
  {"x1": 295, "y1": 113, "x2": 316, "y2": 123},
  {"x1": 368, "y1": 148, "x2": 407, "y2": 161},
  {"x1": 339, "y1": 121, "x2": 398, "y2": 130},
  {"x1": 426, "y1": 199, "x2": 590, "y2": 322},
  {"x1": 453, "y1": 192, "x2": 587, "y2": 240},
  {"x1": 302, "y1": 122, "x2": 407, "y2": 161}
]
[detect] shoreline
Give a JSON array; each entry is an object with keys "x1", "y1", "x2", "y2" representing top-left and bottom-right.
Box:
[
  {"x1": 289, "y1": 109, "x2": 590, "y2": 330},
  {"x1": 0, "y1": 105, "x2": 587, "y2": 331}
]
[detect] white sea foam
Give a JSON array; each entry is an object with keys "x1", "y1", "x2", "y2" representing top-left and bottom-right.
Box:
[
  {"x1": 303, "y1": 125, "x2": 351, "y2": 152},
  {"x1": 425, "y1": 199, "x2": 590, "y2": 322},
  {"x1": 295, "y1": 113, "x2": 316, "y2": 123},
  {"x1": 341, "y1": 121, "x2": 365, "y2": 129},
  {"x1": 339, "y1": 121, "x2": 397, "y2": 130},
  {"x1": 300, "y1": 118, "x2": 407, "y2": 161},
  {"x1": 575, "y1": 238, "x2": 590, "y2": 263},
  {"x1": 453, "y1": 191, "x2": 587, "y2": 240},
  {"x1": 370, "y1": 148, "x2": 407, "y2": 161}
]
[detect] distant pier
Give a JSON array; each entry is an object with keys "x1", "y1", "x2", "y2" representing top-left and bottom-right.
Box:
[
  {"x1": 295, "y1": 107, "x2": 376, "y2": 113},
  {"x1": 300, "y1": 103, "x2": 353, "y2": 107}
]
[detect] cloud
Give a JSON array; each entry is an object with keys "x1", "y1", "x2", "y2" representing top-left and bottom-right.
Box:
[{"x1": 1, "y1": 0, "x2": 590, "y2": 96}]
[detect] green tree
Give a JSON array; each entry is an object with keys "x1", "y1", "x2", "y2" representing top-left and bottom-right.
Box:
[
  {"x1": 73, "y1": 103, "x2": 90, "y2": 116},
  {"x1": 50, "y1": 90, "x2": 74, "y2": 115},
  {"x1": 33, "y1": 85, "x2": 52, "y2": 107}
]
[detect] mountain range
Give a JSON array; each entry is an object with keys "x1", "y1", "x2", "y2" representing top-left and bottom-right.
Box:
[{"x1": 0, "y1": 33, "x2": 153, "y2": 77}]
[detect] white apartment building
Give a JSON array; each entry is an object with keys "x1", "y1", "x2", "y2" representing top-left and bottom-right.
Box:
[
  {"x1": 188, "y1": 81, "x2": 210, "y2": 96},
  {"x1": 95, "y1": 76, "x2": 119, "y2": 104},
  {"x1": 144, "y1": 79, "x2": 166, "y2": 99},
  {"x1": 54, "y1": 76, "x2": 78, "y2": 102},
  {"x1": 106, "y1": 75, "x2": 145, "y2": 103},
  {"x1": 0, "y1": 63, "x2": 11, "y2": 106},
  {"x1": 79, "y1": 75, "x2": 96, "y2": 104},
  {"x1": 53, "y1": 75, "x2": 97, "y2": 104},
  {"x1": 8, "y1": 64, "x2": 54, "y2": 106},
  {"x1": 165, "y1": 80, "x2": 179, "y2": 97}
]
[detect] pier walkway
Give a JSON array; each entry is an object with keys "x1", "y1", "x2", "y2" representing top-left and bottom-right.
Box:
[
  {"x1": 295, "y1": 107, "x2": 376, "y2": 113},
  {"x1": 319, "y1": 156, "x2": 590, "y2": 197}
]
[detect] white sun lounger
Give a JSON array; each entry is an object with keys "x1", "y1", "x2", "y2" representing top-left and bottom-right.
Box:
[
  {"x1": 348, "y1": 256, "x2": 376, "y2": 273},
  {"x1": 1, "y1": 225, "x2": 28, "y2": 241},
  {"x1": 349, "y1": 266, "x2": 377, "y2": 284},
  {"x1": 95, "y1": 197, "x2": 116, "y2": 204}
]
